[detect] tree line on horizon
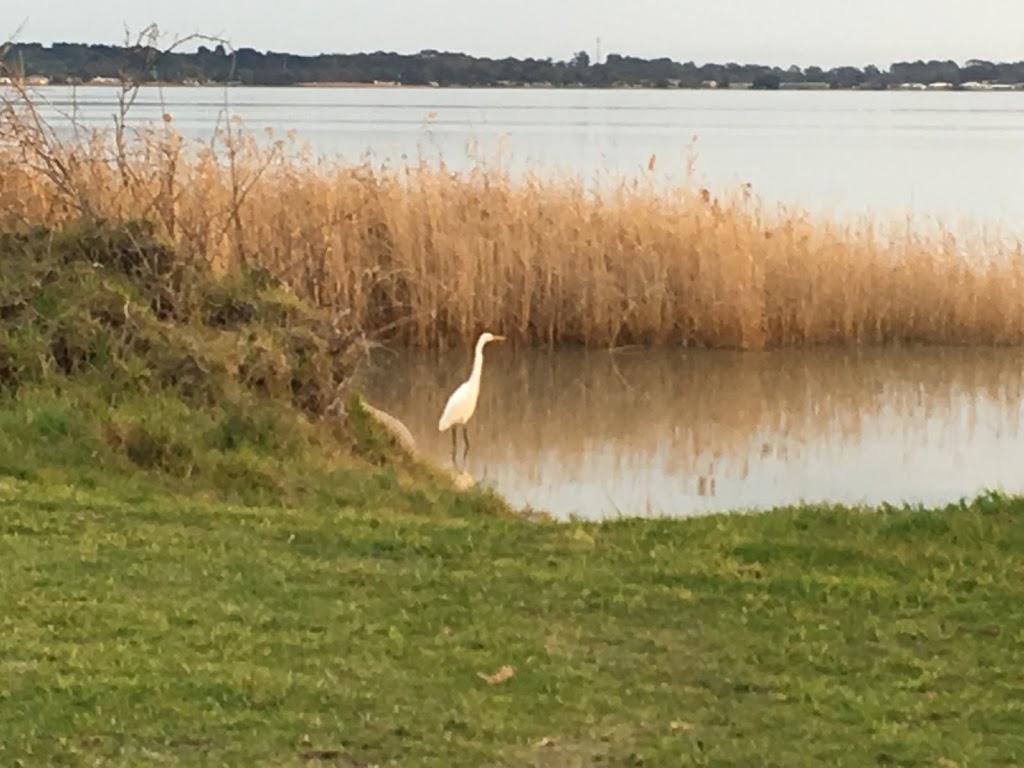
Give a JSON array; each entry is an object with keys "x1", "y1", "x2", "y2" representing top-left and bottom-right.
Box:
[{"x1": 5, "y1": 41, "x2": 1024, "y2": 89}]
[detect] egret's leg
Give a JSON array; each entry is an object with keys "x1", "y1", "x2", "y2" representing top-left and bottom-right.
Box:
[
  {"x1": 451, "y1": 427, "x2": 458, "y2": 466},
  {"x1": 462, "y1": 425, "x2": 470, "y2": 463}
]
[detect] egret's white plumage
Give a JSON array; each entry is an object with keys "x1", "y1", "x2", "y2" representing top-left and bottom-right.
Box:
[{"x1": 438, "y1": 331, "x2": 505, "y2": 464}]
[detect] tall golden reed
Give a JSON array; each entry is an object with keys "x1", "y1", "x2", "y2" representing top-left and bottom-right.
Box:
[{"x1": 2, "y1": 94, "x2": 1022, "y2": 350}]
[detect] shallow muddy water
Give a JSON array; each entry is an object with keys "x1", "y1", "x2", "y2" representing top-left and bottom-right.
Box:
[{"x1": 356, "y1": 346, "x2": 1024, "y2": 519}]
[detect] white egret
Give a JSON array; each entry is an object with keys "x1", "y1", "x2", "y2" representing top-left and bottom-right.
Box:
[{"x1": 438, "y1": 331, "x2": 506, "y2": 466}]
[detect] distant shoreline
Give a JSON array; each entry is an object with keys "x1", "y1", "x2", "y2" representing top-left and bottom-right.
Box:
[
  {"x1": 4, "y1": 41, "x2": 1024, "y2": 92},
  {"x1": 14, "y1": 80, "x2": 1024, "y2": 93}
]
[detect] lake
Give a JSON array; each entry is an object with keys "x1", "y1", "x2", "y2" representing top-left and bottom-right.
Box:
[
  {"x1": 356, "y1": 348, "x2": 1024, "y2": 524},
  {"x1": 355, "y1": 346, "x2": 1024, "y2": 519},
  {"x1": 23, "y1": 85, "x2": 1024, "y2": 517},
  {"x1": 27, "y1": 84, "x2": 1024, "y2": 227}
]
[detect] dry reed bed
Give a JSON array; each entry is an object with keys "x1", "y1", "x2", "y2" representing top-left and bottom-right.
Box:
[{"x1": 2, "y1": 102, "x2": 1023, "y2": 349}]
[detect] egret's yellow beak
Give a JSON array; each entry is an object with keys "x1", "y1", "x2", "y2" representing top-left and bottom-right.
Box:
[{"x1": 493, "y1": 335, "x2": 506, "y2": 342}]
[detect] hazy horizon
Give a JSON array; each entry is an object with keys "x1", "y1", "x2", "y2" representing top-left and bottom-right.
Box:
[{"x1": 8, "y1": 0, "x2": 1024, "y2": 69}]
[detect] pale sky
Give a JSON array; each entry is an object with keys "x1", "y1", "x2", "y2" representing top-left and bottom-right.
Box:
[{"x1": 6, "y1": 0, "x2": 1023, "y2": 68}]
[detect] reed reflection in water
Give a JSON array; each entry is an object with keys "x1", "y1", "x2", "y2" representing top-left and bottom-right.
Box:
[{"x1": 357, "y1": 347, "x2": 1024, "y2": 519}]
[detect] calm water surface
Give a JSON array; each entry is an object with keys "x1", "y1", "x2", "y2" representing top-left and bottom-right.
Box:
[
  {"x1": 357, "y1": 347, "x2": 1024, "y2": 519},
  {"x1": 28, "y1": 85, "x2": 1024, "y2": 226}
]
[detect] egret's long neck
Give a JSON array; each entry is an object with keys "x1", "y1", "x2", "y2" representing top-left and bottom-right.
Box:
[{"x1": 469, "y1": 339, "x2": 487, "y2": 387}]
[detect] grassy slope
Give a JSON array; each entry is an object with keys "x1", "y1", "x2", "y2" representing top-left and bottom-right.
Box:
[
  {"x1": 0, "y1": 220, "x2": 509, "y2": 509},
  {"x1": 2, "y1": 223, "x2": 1024, "y2": 766},
  {"x1": 2, "y1": 482, "x2": 1024, "y2": 767}
]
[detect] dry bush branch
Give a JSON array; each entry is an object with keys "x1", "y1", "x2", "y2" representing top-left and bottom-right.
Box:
[{"x1": 1, "y1": 24, "x2": 238, "y2": 223}]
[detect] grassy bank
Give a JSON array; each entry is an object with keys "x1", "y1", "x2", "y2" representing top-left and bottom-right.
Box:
[
  {"x1": 2, "y1": 89, "x2": 1024, "y2": 349},
  {"x1": 2, "y1": 479, "x2": 1023, "y2": 766},
  {"x1": 0, "y1": 218, "x2": 508, "y2": 511}
]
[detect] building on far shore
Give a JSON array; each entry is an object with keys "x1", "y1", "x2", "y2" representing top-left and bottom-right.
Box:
[{"x1": 780, "y1": 81, "x2": 831, "y2": 89}]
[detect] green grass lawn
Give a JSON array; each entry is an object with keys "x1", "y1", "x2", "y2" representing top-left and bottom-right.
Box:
[
  {"x1": 3, "y1": 220, "x2": 1023, "y2": 766},
  {"x1": 2, "y1": 477, "x2": 1023, "y2": 767}
]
